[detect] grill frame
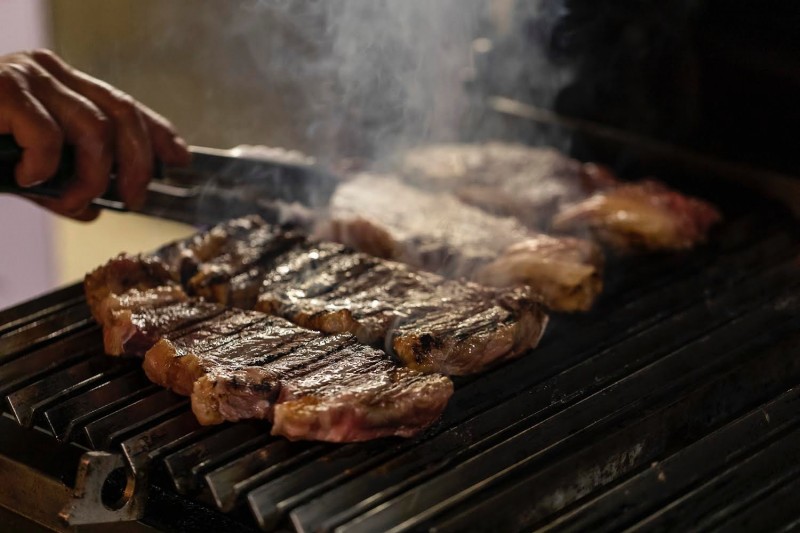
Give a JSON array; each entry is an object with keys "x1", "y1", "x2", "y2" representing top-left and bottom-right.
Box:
[{"x1": 1, "y1": 192, "x2": 799, "y2": 532}]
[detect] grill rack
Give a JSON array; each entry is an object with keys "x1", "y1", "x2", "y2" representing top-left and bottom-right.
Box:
[{"x1": 1, "y1": 202, "x2": 799, "y2": 532}]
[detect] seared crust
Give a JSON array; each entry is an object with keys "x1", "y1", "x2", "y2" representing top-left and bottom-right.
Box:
[
  {"x1": 141, "y1": 316, "x2": 453, "y2": 442},
  {"x1": 256, "y1": 242, "x2": 549, "y2": 375},
  {"x1": 474, "y1": 235, "x2": 604, "y2": 312},
  {"x1": 84, "y1": 253, "x2": 179, "y2": 324},
  {"x1": 318, "y1": 173, "x2": 603, "y2": 312},
  {"x1": 553, "y1": 180, "x2": 722, "y2": 251}
]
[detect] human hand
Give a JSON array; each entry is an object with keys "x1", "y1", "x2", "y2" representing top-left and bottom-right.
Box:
[{"x1": 0, "y1": 49, "x2": 190, "y2": 220}]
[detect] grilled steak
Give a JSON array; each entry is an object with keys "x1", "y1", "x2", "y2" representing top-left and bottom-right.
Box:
[
  {"x1": 399, "y1": 142, "x2": 614, "y2": 228},
  {"x1": 255, "y1": 241, "x2": 548, "y2": 375},
  {"x1": 84, "y1": 254, "x2": 209, "y2": 356},
  {"x1": 144, "y1": 310, "x2": 453, "y2": 441},
  {"x1": 86, "y1": 253, "x2": 454, "y2": 442},
  {"x1": 154, "y1": 215, "x2": 305, "y2": 306},
  {"x1": 553, "y1": 180, "x2": 723, "y2": 251},
  {"x1": 316, "y1": 173, "x2": 603, "y2": 311},
  {"x1": 398, "y1": 142, "x2": 720, "y2": 251}
]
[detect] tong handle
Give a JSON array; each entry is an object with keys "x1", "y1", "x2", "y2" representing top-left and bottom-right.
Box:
[{"x1": 0, "y1": 134, "x2": 162, "y2": 211}]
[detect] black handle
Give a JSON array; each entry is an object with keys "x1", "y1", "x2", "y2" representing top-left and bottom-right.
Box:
[
  {"x1": 0, "y1": 134, "x2": 79, "y2": 199},
  {"x1": 0, "y1": 134, "x2": 163, "y2": 211}
]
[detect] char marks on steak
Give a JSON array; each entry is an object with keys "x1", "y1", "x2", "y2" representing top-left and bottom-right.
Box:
[
  {"x1": 155, "y1": 215, "x2": 305, "y2": 308},
  {"x1": 143, "y1": 310, "x2": 453, "y2": 441},
  {"x1": 256, "y1": 241, "x2": 548, "y2": 375},
  {"x1": 316, "y1": 173, "x2": 603, "y2": 311},
  {"x1": 85, "y1": 254, "x2": 454, "y2": 441},
  {"x1": 84, "y1": 254, "x2": 208, "y2": 356}
]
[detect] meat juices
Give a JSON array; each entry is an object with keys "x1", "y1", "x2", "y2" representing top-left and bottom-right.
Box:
[
  {"x1": 146, "y1": 320, "x2": 453, "y2": 441},
  {"x1": 150, "y1": 218, "x2": 550, "y2": 375}
]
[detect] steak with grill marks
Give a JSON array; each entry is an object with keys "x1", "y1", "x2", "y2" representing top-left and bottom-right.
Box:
[
  {"x1": 315, "y1": 173, "x2": 603, "y2": 312},
  {"x1": 83, "y1": 254, "x2": 226, "y2": 356},
  {"x1": 143, "y1": 310, "x2": 453, "y2": 442},
  {"x1": 255, "y1": 241, "x2": 548, "y2": 375},
  {"x1": 85, "y1": 254, "x2": 454, "y2": 442},
  {"x1": 154, "y1": 215, "x2": 305, "y2": 307}
]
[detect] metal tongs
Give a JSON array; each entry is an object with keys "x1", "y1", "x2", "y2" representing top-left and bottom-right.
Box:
[{"x1": 0, "y1": 134, "x2": 339, "y2": 225}]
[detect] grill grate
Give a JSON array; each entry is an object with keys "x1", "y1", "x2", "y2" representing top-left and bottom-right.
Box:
[{"x1": 0, "y1": 203, "x2": 798, "y2": 532}]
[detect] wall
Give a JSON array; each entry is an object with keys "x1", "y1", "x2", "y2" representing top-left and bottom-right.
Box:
[{"x1": 0, "y1": 0, "x2": 56, "y2": 309}]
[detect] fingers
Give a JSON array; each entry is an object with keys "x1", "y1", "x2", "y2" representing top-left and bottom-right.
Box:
[
  {"x1": 21, "y1": 61, "x2": 115, "y2": 214},
  {"x1": 138, "y1": 103, "x2": 191, "y2": 166},
  {"x1": 0, "y1": 69, "x2": 63, "y2": 187},
  {"x1": 0, "y1": 49, "x2": 189, "y2": 218},
  {"x1": 31, "y1": 50, "x2": 191, "y2": 203},
  {"x1": 29, "y1": 50, "x2": 154, "y2": 210},
  {"x1": 25, "y1": 195, "x2": 101, "y2": 222}
]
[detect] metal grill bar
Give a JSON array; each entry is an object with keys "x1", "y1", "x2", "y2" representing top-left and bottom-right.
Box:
[
  {"x1": 0, "y1": 327, "x2": 100, "y2": 397},
  {"x1": 629, "y1": 426, "x2": 800, "y2": 531},
  {"x1": 0, "y1": 206, "x2": 797, "y2": 532},
  {"x1": 540, "y1": 386, "x2": 800, "y2": 533},
  {"x1": 0, "y1": 283, "x2": 84, "y2": 335},
  {"x1": 0, "y1": 303, "x2": 92, "y2": 363},
  {"x1": 120, "y1": 410, "x2": 213, "y2": 475},
  {"x1": 6, "y1": 356, "x2": 137, "y2": 426},
  {"x1": 327, "y1": 306, "x2": 800, "y2": 532},
  {"x1": 81, "y1": 389, "x2": 188, "y2": 450},
  {"x1": 421, "y1": 330, "x2": 800, "y2": 533},
  {"x1": 162, "y1": 422, "x2": 271, "y2": 494},
  {"x1": 43, "y1": 371, "x2": 156, "y2": 441},
  {"x1": 205, "y1": 440, "x2": 325, "y2": 512}
]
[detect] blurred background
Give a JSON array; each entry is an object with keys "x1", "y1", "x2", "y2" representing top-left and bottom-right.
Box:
[
  {"x1": 2, "y1": 0, "x2": 798, "y2": 308},
  {"x1": 0, "y1": 0, "x2": 498, "y2": 309}
]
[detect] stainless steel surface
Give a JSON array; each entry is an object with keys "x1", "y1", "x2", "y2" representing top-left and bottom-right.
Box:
[
  {"x1": 0, "y1": 135, "x2": 339, "y2": 224},
  {"x1": 60, "y1": 452, "x2": 146, "y2": 526}
]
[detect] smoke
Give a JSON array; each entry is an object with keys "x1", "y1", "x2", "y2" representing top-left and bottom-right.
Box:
[{"x1": 220, "y1": 0, "x2": 488, "y2": 162}]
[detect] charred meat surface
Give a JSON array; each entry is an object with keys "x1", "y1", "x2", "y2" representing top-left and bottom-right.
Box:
[
  {"x1": 144, "y1": 311, "x2": 453, "y2": 442},
  {"x1": 154, "y1": 215, "x2": 305, "y2": 307},
  {"x1": 553, "y1": 180, "x2": 723, "y2": 251},
  {"x1": 84, "y1": 253, "x2": 454, "y2": 442},
  {"x1": 256, "y1": 241, "x2": 549, "y2": 375},
  {"x1": 316, "y1": 173, "x2": 603, "y2": 311},
  {"x1": 87, "y1": 218, "x2": 548, "y2": 374},
  {"x1": 84, "y1": 254, "x2": 196, "y2": 355}
]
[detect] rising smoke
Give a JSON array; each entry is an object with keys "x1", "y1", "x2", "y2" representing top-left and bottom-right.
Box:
[{"x1": 226, "y1": 1, "x2": 502, "y2": 162}]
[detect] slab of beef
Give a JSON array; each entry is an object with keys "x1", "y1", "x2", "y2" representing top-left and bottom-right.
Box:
[
  {"x1": 86, "y1": 253, "x2": 453, "y2": 442},
  {"x1": 553, "y1": 180, "x2": 722, "y2": 251},
  {"x1": 254, "y1": 241, "x2": 548, "y2": 375},
  {"x1": 398, "y1": 142, "x2": 720, "y2": 251},
  {"x1": 154, "y1": 215, "x2": 305, "y2": 307},
  {"x1": 399, "y1": 142, "x2": 615, "y2": 228},
  {"x1": 143, "y1": 310, "x2": 453, "y2": 441},
  {"x1": 84, "y1": 254, "x2": 225, "y2": 356},
  {"x1": 316, "y1": 173, "x2": 603, "y2": 312}
]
